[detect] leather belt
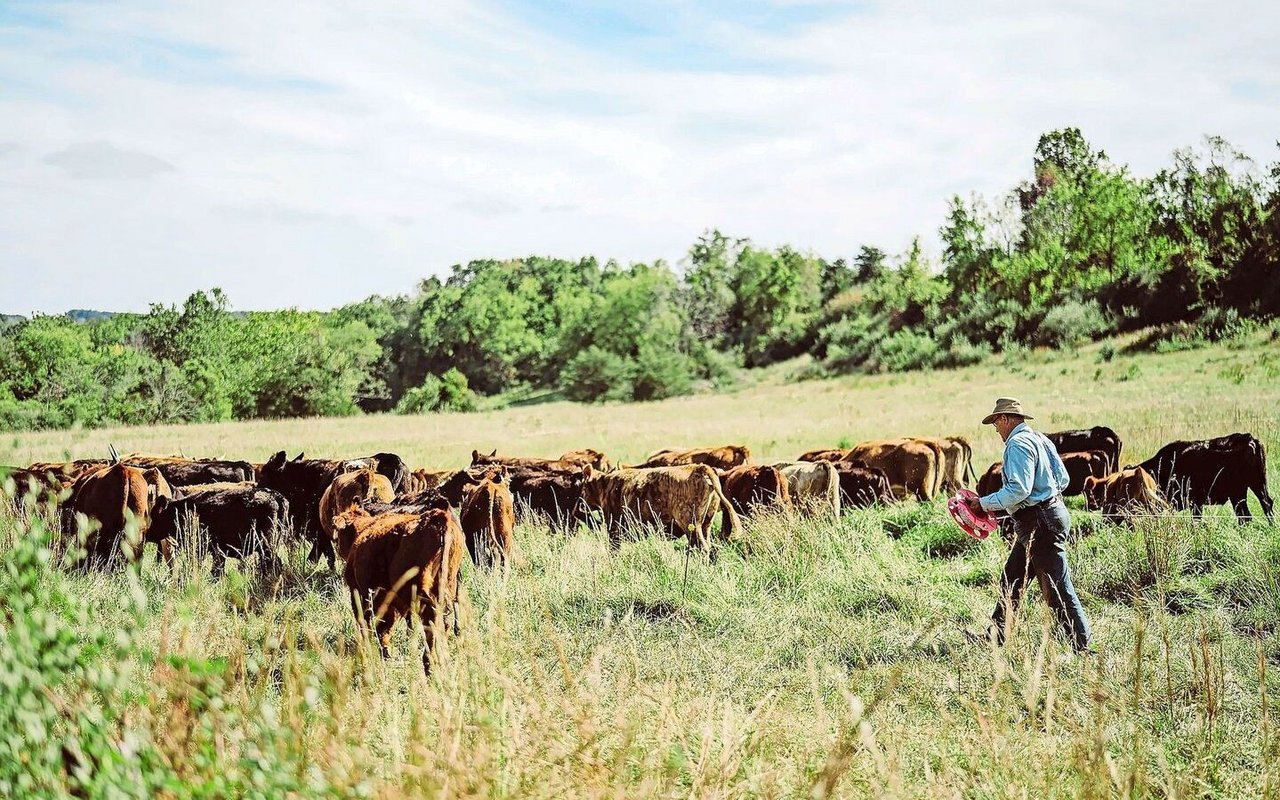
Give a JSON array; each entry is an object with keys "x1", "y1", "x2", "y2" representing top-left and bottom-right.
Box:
[{"x1": 1015, "y1": 495, "x2": 1061, "y2": 514}]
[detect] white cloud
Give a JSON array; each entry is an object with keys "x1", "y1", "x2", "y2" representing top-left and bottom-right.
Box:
[
  {"x1": 0, "y1": 0, "x2": 1278, "y2": 313},
  {"x1": 43, "y1": 140, "x2": 177, "y2": 180}
]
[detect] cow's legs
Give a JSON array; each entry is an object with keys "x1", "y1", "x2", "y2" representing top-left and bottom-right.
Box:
[
  {"x1": 317, "y1": 534, "x2": 336, "y2": 570},
  {"x1": 349, "y1": 589, "x2": 370, "y2": 642},
  {"x1": 159, "y1": 537, "x2": 176, "y2": 569},
  {"x1": 1232, "y1": 496, "x2": 1252, "y2": 524},
  {"x1": 419, "y1": 602, "x2": 438, "y2": 675},
  {"x1": 1256, "y1": 487, "x2": 1275, "y2": 523},
  {"x1": 687, "y1": 520, "x2": 708, "y2": 552},
  {"x1": 211, "y1": 547, "x2": 226, "y2": 578},
  {"x1": 374, "y1": 612, "x2": 396, "y2": 658}
]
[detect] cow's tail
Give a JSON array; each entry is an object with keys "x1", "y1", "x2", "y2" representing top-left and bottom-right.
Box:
[
  {"x1": 927, "y1": 441, "x2": 944, "y2": 499},
  {"x1": 823, "y1": 463, "x2": 841, "y2": 521},
  {"x1": 1251, "y1": 436, "x2": 1274, "y2": 521},
  {"x1": 709, "y1": 475, "x2": 741, "y2": 542},
  {"x1": 487, "y1": 483, "x2": 501, "y2": 566},
  {"x1": 960, "y1": 439, "x2": 976, "y2": 486}
]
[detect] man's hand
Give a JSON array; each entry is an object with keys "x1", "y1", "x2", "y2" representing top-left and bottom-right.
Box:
[{"x1": 964, "y1": 495, "x2": 984, "y2": 513}]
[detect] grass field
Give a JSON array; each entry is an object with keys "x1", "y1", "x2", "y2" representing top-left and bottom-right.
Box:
[{"x1": 3, "y1": 333, "x2": 1280, "y2": 798}]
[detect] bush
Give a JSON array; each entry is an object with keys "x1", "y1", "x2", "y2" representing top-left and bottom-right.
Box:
[
  {"x1": 395, "y1": 368, "x2": 477, "y2": 414},
  {"x1": 1195, "y1": 307, "x2": 1255, "y2": 343},
  {"x1": 937, "y1": 337, "x2": 992, "y2": 368},
  {"x1": 691, "y1": 344, "x2": 739, "y2": 390},
  {"x1": 868, "y1": 329, "x2": 942, "y2": 373},
  {"x1": 631, "y1": 346, "x2": 694, "y2": 401},
  {"x1": 561, "y1": 347, "x2": 636, "y2": 402},
  {"x1": 1035, "y1": 300, "x2": 1110, "y2": 348},
  {"x1": 817, "y1": 313, "x2": 882, "y2": 372}
]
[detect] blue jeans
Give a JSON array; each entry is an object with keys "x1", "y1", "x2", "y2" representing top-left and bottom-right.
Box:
[{"x1": 991, "y1": 499, "x2": 1091, "y2": 651}]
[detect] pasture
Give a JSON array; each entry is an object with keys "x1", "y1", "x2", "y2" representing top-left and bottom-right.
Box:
[{"x1": 3, "y1": 334, "x2": 1280, "y2": 798}]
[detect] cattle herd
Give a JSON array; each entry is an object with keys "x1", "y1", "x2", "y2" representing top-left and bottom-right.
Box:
[{"x1": 0, "y1": 426, "x2": 1274, "y2": 672}]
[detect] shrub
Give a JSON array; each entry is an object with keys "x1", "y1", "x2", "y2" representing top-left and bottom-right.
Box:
[
  {"x1": 1035, "y1": 300, "x2": 1110, "y2": 349},
  {"x1": 1195, "y1": 307, "x2": 1255, "y2": 343},
  {"x1": 631, "y1": 346, "x2": 695, "y2": 402},
  {"x1": 561, "y1": 347, "x2": 636, "y2": 402},
  {"x1": 395, "y1": 368, "x2": 477, "y2": 414},
  {"x1": 868, "y1": 329, "x2": 941, "y2": 373},
  {"x1": 817, "y1": 313, "x2": 881, "y2": 372},
  {"x1": 937, "y1": 337, "x2": 992, "y2": 368}
]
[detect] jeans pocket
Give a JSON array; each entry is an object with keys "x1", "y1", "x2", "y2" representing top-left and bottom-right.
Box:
[{"x1": 1038, "y1": 503, "x2": 1069, "y2": 539}]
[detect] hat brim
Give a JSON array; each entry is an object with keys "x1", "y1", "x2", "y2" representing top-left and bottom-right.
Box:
[{"x1": 982, "y1": 411, "x2": 1032, "y2": 425}]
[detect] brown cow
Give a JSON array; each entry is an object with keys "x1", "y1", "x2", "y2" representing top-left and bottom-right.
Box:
[
  {"x1": 908, "y1": 437, "x2": 970, "y2": 494},
  {"x1": 978, "y1": 451, "x2": 1108, "y2": 499},
  {"x1": 1083, "y1": 467, "x2": 1168, "y2": 523},
  {"x1": 719, "y1": 465, "x2": 793, "y2": 517},
  {"x1": 404, "y1": 468, "x2": 451, "y2": 495},
  {"x1": 559, "y1": 449, "x2": 609, "y2": 470},
  {"x1": 1062, "y1": 450, "x2": 1110, "y2": 497},
  {"x1": 1, "y1": 467, "x2": 66, "y2": 511},
  {"x1": 639, "y1": 445, "x2": 752, "y2": 471},
  {"x1": 319, "y1": 469, "x2": 396, "y2": 544},
  {"x1": 29, "y1": 460, "x2": 109, "y2": 486},
  {"x1": 335, "y1": 504, "x2": 464, "y2": 673},
  {"x1": 946, "y1": 435, "x2": 977, "y2": 487},
  {"x1": 63, "y1": 463, "x2": 173, "y2": 567},
  {"x1": 774, "y1": 461, "x2": 841, "y2": 520},
  {"x1": 832, "y1": 462, "x2": 895, "y2": 508},
  {"x1": 581, "y1": 464, "x2": 740, "y2": 550},
  {"x1": 977, "y1": 462, "x2": 1002, "y2": 497},
  {"x1": 471, "y1": 449, "x2": 580, "y2": 473},
  {"x1": 175, "y1": 481, "x2": 255, "y2": 497},
  {"x1": 844, "y1": 439, "x2": 941, "y2": 501},
  {"x1": 797, "y1": 448, "x2": 852, "y2": 464},
  {"x1": 459, "y1": 468, "x2": 516, "y2": 569},
  {"x1": 509, "y1": 470, "x2": 585, "y2": 531}
]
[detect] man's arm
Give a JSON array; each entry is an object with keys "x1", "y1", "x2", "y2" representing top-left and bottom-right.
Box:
[
  {"x1": 979, "y1": 438, "x2": 1035, "y2": 512},
  {"x1": 1049, "y1": 446, "x2": 1069, "y2": 493}
]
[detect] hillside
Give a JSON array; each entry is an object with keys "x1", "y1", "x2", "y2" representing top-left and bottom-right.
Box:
[{"x1": 2, "y1": 335, "x2": 1279, "y2": 797}]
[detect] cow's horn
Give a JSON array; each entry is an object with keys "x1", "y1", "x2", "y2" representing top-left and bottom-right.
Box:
[{"x1": 108, "y1": 443, "x2": 120, "y2": 463}]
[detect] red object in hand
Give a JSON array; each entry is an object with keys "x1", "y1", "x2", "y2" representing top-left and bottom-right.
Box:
[{"x1": 947, "y1": 489, "x2": 998, "y2": 540}]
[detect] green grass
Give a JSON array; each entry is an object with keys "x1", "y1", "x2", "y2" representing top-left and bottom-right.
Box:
[{"x1": 3, "y1": 332, "x2": 1280, "y2": 797}]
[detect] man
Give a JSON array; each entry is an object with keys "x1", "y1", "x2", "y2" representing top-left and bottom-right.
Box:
[{"x1": 965, "y1": 397, "x2": 1092, "y2": 652}]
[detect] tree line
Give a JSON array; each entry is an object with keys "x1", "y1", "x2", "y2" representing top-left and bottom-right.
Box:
[{"x1": 3, "y1": 128, "x2": 1278, "y2": 431}]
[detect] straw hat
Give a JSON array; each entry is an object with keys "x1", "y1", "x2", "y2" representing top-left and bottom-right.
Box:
[{"x1": 982, "y1": 397, "x2": 1033, "y2": 426}]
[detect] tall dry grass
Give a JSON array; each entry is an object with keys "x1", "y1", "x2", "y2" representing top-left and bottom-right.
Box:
[{"x1": 2, "y1": 335, "x2": 1279, "y2": 797}]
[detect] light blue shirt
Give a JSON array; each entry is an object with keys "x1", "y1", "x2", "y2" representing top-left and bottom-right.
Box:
[{"x1": 980, "y1": 422, "x2": 1069, "y2": 513}]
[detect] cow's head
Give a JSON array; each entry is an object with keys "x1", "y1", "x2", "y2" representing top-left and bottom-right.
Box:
[
  {"x1": 1082, "y1": 476, "x2": 1105, "y2": 511},
  {"x1": 263, "y1": 451, "x2": 287, "y2": 473},
  {"x1": 142, "y1": 468, "x2": 173, "y2": 506}
]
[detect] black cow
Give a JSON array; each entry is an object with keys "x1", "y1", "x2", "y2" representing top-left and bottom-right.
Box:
[
  {"x1": 149, "y1": 486, "x2": 290, "y2": 576},
  {"x1": 126, "y1": 458, "x2": 255, "y2": 487},
  {"x1": 257, "y1": 450, "x2": 409, "y2": 567},
  {"x1": 361, "y1": 452, "x2": 409, "y2": 493},
  {"x1": 1045, "y1": 426, "x2": 1123, "y2": 472},
  {"x1": 1132, "y1": 432, "x2": 1274, "y2": 523},
  {"x1": 257, "y1": 452, "x2": 351, "y2": 567}
]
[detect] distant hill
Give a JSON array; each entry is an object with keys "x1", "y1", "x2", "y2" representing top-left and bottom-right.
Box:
[
  {"x1": 0, "y1": 310, "x2": 119, "y2": 326},
  {"x1": 65, "y1": 309, "x2": 116, "y2": 323}
]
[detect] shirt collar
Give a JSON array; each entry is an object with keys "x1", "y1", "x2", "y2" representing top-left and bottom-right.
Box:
[{"x1": 1010, "y1": 421, "x2": 1029, "y2": 436}]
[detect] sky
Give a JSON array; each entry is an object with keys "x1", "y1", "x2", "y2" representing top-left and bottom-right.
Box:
[{"x1": 1, "y1": 0, "x2": 1278, "y2": 315}]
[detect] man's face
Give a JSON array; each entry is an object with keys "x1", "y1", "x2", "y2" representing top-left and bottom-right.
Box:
[{"x1": 992, "y1": 414, "x2": 1020, "y2": 441}]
